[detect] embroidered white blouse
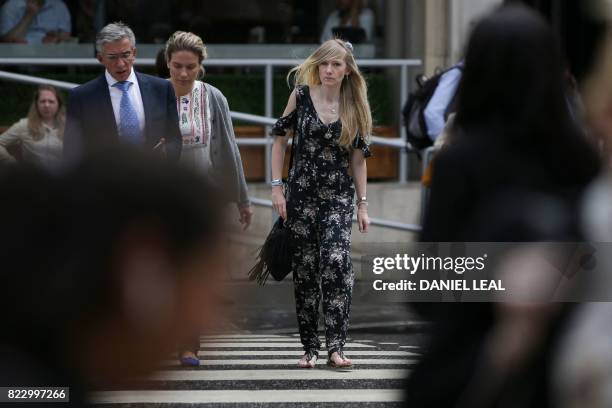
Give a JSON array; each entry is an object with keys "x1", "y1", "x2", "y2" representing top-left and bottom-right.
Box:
[{"x1": 176, "y1": 80, "x2": 213, "y2": 172}]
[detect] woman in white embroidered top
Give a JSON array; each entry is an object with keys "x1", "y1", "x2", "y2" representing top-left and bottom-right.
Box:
[
  {"x1": 0, "y1": 85, "x2": 65, "y2": 170},
  {"x1": 166, "y1": 30, "x2": 253, "y2": 225},
  {"x1": 165, "y1": 30, "x2": 253, "y2": 366}
]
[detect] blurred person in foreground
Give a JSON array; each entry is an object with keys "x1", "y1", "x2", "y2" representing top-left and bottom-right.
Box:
[
  {"x1": 0, "y1": 149, "x2": 227, "y2": 406},
  {"x1": 0, "y1": 0, "x2": 72, "y2": 44},
  {"x1": 409, "y1": 4, "x2": 600, "y2": 407},
  {"x1": 553, "y1": 8, "x2": 612, "y2": 407},
  {"x1": 64, "y1": 22, "x2": 181, "y2": 163},
  {"x1": 0, "y1": 84, "x2": 65, "y2": 170},
  {"x1": 163, "y1": 30, "x2": 253, "y2": 366}
]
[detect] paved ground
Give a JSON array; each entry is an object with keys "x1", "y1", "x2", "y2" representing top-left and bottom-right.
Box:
[
  {"x1": 90, "y1": 285, "x2": 428, "y2": 407},
  {"x1": 91, "y1": 332, "x2": 421, "y2": 407}
]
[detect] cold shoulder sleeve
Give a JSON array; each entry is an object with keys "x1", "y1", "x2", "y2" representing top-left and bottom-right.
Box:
[
  {"x1": 271, "y1": 109, "x2": 297, "y2": 136},
  {"x1": 352, "y1": 134, "x2": 372, "y2": 158}
]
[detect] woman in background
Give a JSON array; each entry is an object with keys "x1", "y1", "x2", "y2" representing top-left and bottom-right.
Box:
[
  {"x1": 165, "y1": 30, "x2": 253, "y2": 366},
  {"x1": 0, "y1": 84, "x2": 65, "y2": 170}
]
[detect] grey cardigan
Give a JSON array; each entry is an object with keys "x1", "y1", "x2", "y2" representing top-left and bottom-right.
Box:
[{"x1": 205, "y1": 83, "x2": 250, "y2": 207}]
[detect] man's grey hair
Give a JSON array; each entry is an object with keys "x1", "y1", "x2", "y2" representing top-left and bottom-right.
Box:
[{"x1": 96, "y1": 22, "x2": 136, "y2": 54}]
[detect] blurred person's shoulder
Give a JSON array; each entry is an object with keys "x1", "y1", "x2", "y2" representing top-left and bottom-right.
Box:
[
  {"x1": 434, "y1": 132, "x2": 487, "y2": 163},
  {"x1": 431, "y1": 129, "x2": 499, "y2": 178}
]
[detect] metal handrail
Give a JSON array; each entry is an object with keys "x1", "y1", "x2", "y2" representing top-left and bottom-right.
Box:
[
  {"x1": 0, "y1": 70, "x2": 410, "y2": 149},
  {"x1": 0, "y1": 57, "x2": 422, "y2": 67},
  {"x1": 0, "y1": 69, "x2": 421, "y2": 233},
  {"x1": 0, "y1": 70, "x2": 78, "y2": 89},
  {"x1": 0, "y1": 56, "x2": 420, "y2": 182}
]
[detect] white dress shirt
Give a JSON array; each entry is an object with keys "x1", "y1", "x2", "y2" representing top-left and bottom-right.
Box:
[{"x1": 105, "y1": 69, "x2": 146, "y2": 135}]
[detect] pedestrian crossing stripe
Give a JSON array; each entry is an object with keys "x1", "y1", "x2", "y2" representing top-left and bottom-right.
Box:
[
  {"x1": 200, "y1": 334, "x2": 287, "y2": 339},
  {"x1": 165, "y1": 358, "x2": 416, "y2": 366},
  {"x1": 200, "y1": 338, "x2": 322, "y2": 343},
  {"x1": 199, "y1": 342, "x2": 376, "y2": 348},
  {"x1": 90, "y1": 389, "x2": 404, "y2": 404},
  {"x1": 151, "y1": 369, "x2": 410, "y2": 381},
  {"x1": 92, "y1": 333, "x2": 417, "y2": 406},
  {"x1": 197, "y1": 350, "x2": 419, "y2": 357},
  {"x1": 200, "y1": 337, "x2": 372, "y2": 342}
]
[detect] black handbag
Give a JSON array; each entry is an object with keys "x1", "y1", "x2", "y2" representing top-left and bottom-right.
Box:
[
  {"x1": 248, "y1": 126, "x2": 299, "y2": 285},
  {"x1": 248, "y1": 216, "x2": 292, "y2": 284}
]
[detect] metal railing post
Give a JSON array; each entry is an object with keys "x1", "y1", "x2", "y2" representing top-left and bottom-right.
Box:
[
  {"x1": 399, "y1": 64, "x2": 409, "y2": 183},
  {"x1": 264, "y1": 64, "x2": 277, "y2": 225},
  {"x1": 264, "y1": 64, "x2": 273, "y2": 185}
]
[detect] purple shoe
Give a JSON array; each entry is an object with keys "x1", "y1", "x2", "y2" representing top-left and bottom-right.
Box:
[{"x1": 179, "y1": 355, "x2": 200, "y2": 366}]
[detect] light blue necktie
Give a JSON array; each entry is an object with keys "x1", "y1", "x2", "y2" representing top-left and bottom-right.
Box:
[{"x1": 112, "y1": 81, "x2": 142, "y2": 144}]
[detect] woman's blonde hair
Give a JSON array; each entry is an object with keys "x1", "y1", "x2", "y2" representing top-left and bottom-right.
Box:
[
  {"x1": 287, "y1": 39, "x2": 372, "y2": 148},
  {"x1": 27, "y1": 85, "x2": 65, "y2": 141},
  {"x1": 165, "y1": 31, "x2": 208, "y2": 79}
]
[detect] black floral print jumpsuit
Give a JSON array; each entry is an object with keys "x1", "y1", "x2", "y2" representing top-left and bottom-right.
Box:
[{"x1": 272, "y1": 85, "x2": 371, "y2": 356}]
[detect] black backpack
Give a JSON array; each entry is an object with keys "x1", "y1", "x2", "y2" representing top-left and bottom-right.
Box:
[{"x1": 402, "y1": 65, "x2": 462, "y2": 151}]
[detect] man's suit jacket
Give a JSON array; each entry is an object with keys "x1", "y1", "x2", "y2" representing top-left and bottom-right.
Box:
[{"x1": 64, "y1": 72, "x2": 182, "y2": 162}]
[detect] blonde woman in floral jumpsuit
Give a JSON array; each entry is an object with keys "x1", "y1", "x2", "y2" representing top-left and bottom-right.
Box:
[{"x1": 271, "y1": 39, "x2": 372, "y2": 369}]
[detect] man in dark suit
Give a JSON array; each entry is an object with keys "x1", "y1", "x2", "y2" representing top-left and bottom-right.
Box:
[{"x1": 64, "y1": 22, "x2": 181, "y2": 162}]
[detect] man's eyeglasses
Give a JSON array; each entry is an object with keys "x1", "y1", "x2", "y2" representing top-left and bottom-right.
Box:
[{"x1": 103, "y1": 51, "x2": 134, "y2": 61}]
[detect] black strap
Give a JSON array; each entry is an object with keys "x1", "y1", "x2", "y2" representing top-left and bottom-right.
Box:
[
  {"x1": 283, "y1": 128, "x2": 297, "y2": 213},
  {"x1": 286, "y1": 115, "x2": 298, "y2": 180}
]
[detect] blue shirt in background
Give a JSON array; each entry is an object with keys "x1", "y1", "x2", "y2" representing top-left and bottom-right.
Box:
[
  {"x1": 0, "y1": 0, "x2": 71, "y2": 44},
  {"x1": 423, "y1": 63, "x2": 463, "y2": 141}
]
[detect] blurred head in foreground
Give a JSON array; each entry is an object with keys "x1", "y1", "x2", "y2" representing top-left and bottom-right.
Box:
[
  {"x1": 0, "y1": 149, "x2": 226, "y2": 390},
  {"x1": 455, "y1": 4, "x2": 573, "y2": 144},
  {"x1": 452, "y1": 2, "x2": 600, "y2": 189}
]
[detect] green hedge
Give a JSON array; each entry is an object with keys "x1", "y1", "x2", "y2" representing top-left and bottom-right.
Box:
[{"x1": 0, "y1": 72, "x2": 394, "y2": 126}]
